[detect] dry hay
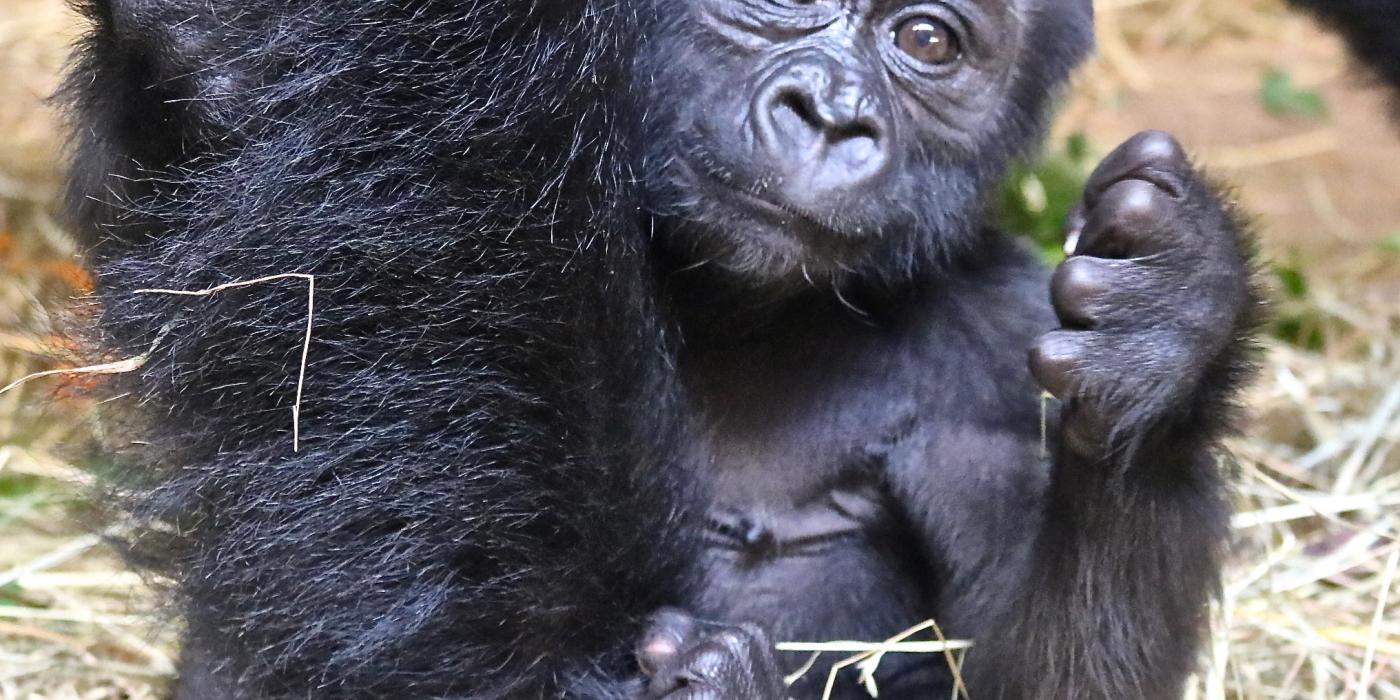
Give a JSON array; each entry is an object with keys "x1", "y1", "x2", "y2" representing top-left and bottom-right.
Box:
[
  {"x1": 0, "y1": 216, "x2": 172, "y2": 696},
  {"x1": 1193, "y1": 289, "x2": 1400, "y2": 699},
  {"x1": 1086, "y1": 0, "x2": 1294, "y2": 94}
]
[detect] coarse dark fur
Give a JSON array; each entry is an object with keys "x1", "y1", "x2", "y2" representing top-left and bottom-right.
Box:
[
  {"x1": 62, "y1": 0, "x2": 1261, "y2": 699},
  {"x1": 66, "y1": 2, "x2": 681, "y2": 697},
  {"x1": 1288, "y1": 0, "x2": 1400, "y2": 102}
]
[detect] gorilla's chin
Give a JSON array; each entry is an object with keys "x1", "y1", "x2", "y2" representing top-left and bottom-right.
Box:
[
  {"x1": 645, "y1": 165, "x2": 931, "y2": 288},
  {"x1": 651, "y1": 209, "x2": 899, "y2": 290}
]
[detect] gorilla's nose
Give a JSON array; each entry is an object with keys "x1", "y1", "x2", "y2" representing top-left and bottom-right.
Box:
[{"x1": 752, "y1": 58, "x2": 891, "y2": 196}]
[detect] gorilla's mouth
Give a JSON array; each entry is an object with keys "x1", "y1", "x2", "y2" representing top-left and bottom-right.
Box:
[
  {"x1": 718, "y1": 180, "x2": 843, "y2": 239},
  {"x1": 679, "y1": 157, "x2": 860, "y2": 245}
]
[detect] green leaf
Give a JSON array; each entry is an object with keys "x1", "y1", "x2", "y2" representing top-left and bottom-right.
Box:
[
  {"x1": 0, "y1": 474, "x2": 42, "y2": 499},
  {"x1": 1272, "y1": 312, "x2": 1327, "y2": 351},
  {"x1": 1273, "y1": 261, "x2": 1309, "y2": 299},
  {"x1": 995, "y1": 132, "x2": 1096, "y2": 264},
  {"x1": 1378, "y1": 231, "x2": 1400, "y2": 253},
  {"x1": 1259, "y1": 69, "x2": 1329, "y2": 120},
  {"x1": 1065, "y1": 132, "x2": 1090, "y2": 162}
]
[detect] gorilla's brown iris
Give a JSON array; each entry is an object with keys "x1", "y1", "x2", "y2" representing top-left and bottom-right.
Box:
[{"x1": 893, "y1": 16, "x2": 959, "y2": 64}]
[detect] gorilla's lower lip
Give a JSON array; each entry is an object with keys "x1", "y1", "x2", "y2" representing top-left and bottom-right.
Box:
[{"x1": 682, "y1": 160, "x2": 848, "y2": 241}]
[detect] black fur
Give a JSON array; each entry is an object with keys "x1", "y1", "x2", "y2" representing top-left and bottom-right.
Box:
[
  {"x1": 63, "y1": 1, "x2": 1260, "y2": 698},
  {"x1": 66, "y1": 2, "x2": 684, "y2": 697},
  {"x1": 1289, "y1": 0, "x2": 1400, "y2": 102}
]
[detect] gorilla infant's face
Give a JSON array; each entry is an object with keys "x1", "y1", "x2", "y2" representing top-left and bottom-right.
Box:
[{"x1": 637, "y1": 0, "x2": 1080, "y2": 285}]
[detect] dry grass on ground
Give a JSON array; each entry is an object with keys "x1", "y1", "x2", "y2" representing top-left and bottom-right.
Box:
[{"x1": 1, "y1": 0, "x2": 1397, "y2": 698}]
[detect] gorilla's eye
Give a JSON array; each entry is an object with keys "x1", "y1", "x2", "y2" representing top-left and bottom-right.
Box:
[{"x1": 893, "y1": 16, "x2": 959, "y2": 65}]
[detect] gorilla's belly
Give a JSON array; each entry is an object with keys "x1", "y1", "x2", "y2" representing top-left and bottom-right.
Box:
[{"x1": 690, "y1": 490, "x2": 949, "y2": 698}]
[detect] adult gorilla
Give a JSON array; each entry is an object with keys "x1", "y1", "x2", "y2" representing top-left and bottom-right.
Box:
[{"x1": 63, "y1": 0, "x2": 1258, "y2": 698}]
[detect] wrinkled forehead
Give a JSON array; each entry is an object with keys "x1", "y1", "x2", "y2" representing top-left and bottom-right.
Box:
[
  {"x1": 744, "y1": 0, "x2": 1090, "y2": 15},
  {"x1": 678, "y1": 0, "x2": 1093, "y2": 33}
]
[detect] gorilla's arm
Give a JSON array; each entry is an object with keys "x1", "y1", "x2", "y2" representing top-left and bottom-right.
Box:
[
  {"x1": 1288, "y1": 0, "x2": 1400, "y2": 95},
  {"x1": 64, "y1": 1, "x2": 686, "y2": 697},
  {"x1": 1018, "y1": 132, "x2": 1257, "y2": 699},
  {"x1": 914, "y1": 133, "x2": 1259, "y2": 700}
]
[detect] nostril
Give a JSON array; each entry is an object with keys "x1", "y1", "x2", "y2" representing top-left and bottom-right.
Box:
[
  {"x1": 768, "y1": 88, "x2": 880, "y2": 145},
  {"x1": 753, "y1": 76, "x2": 891, "y2": 187},
  {"x1": 828, "y1": 121, "x2": 879, "y2": 145},
  {"x1": 772, "y1": 89, "x2": 823, "y2": 131}
]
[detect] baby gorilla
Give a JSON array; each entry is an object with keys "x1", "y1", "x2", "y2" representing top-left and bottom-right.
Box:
[
  {"x1": 631, "y1": 132, "x2": 1255, "y2": 698},
  {"x1": 63, "y1": 0, "x2": 1259, "y2": 697},
  {"x1": 627, "y1": 1, "x2": 1258, "y2": 697}
]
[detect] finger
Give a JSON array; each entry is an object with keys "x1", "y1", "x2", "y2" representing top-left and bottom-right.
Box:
[
  {"x1": 1076, "y1": 179, "x2": 1181, "y2": 259},
  {"x1": 1050, "y1": 255, "x2": 1117, "y2": 328},
  {"x1": 1028, "y1": 331, "x2": 1085, "y2": 400},
  {"x1": 686, "y1": 638, "x2": 740, "y2": 683},
  {"x1": 680, "y1": 626, "x2": 768, "y2": 686},
  {"x1": 1084, "y1": 130, "x2": 1190, "y2": 206},
  {"x1": 639, "y1": 608, "x2": 698, "y2": 677},
  {"x1": 729, "y1": 623, "x2": 782, "y2": 693}
]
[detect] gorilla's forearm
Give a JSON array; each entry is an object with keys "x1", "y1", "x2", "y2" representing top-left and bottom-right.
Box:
[
  {"x1": 964, "y1": 407, "x2": 1237, "y2": 699},
  {"x1": 969, "y1": 445, "x2": 1229, "y2": 699}
]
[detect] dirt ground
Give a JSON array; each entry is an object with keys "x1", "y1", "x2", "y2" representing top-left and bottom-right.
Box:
[
  {"x1": 0, "y1": 1, "x2": 1396, "y2": 699},
  {"x1": 1060, "y1": 5, "x2": 1400, "y2": 294},
  {"x1": 0, "y1": 0, "x2": 71, "y2": 190}
]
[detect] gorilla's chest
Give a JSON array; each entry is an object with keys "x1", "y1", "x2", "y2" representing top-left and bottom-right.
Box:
[
  {"x1": 678, "y1": 346, "x2": 938, "y2": 649},
  {"x1": 692, "y1": 459, "x2": 933, "y2": 630},
  {"x1": 679, "y1": 385, "x2": 945, "y2": 697}
]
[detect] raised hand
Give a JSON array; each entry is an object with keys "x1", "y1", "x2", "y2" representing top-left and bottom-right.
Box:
[{"x1": 1029, "y1": 131, "x2": 1258, "y2": 460}]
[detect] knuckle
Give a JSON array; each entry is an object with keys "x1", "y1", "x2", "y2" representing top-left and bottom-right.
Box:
[
  {"x1": 1055, "y1": 256, "x2": 1111, "y2": 298},
  {"x1": 713, "y1": 628, "x2": 753, "y2": 657},
  {"x1": 1102, "y1": 179, "x2": 1167, "y2": 220},
  {"x1": 638, "y1": 636, "x2": 682, "y2": 676},
  {"x1": 686, "y1": 642, "x2": 737, "y2": 678},
  {"x1": 1031, "y1": 333, "x2": 1079, "y2": 368},
  {"x1": 1088, "y1": 131, "x2": 1193, "y2": 206},
  {"x1": 1029, "y1": 333, "x2": 1083, "y2": 397},
  {"x1": 651, "y1": 607, "x2": 691, "y2": 623},
  {"x1": 1129, "y1": 130, "x2": 1187, "y2": 168},
  {"x1": 647, "y1": 608, "x2": 697, "y2": 640}
]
